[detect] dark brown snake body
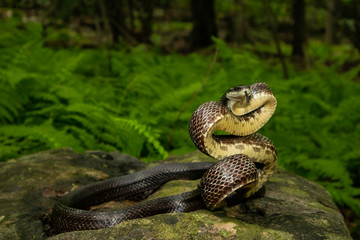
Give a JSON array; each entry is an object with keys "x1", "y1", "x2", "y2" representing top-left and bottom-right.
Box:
[{"x1": 48, "y1": 82, "x2": 277, "y2": 233}]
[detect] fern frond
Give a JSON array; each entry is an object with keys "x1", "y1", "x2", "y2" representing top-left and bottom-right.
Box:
[{"x1": 114, "y1": 117, "x2": 168, "y2": 160}]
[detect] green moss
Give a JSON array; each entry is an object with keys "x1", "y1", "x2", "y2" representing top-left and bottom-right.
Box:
[
  {"x1": 269, "y1": 176, "x2": 295, "y2": 185},
  {"x1": 306, "y1": 218, "x2": 331, "y2": 229},
  {"x1": 219, "y1": 229, "x2": 232, "y2": 238},
  {"x1": 112, "y1": 213, "x2": 204, "y2": 239},
  {"x1": 280, "y1": 187, "x2": 310, "y2": 198},
  {"x1": 306, "y1": 202, "x2": 337, "y2": 213},
  {"x1": 235, "y1": 222, "x2": 294, "y2": 239},
  {"x1": 323, "y1": 233, "x2": 350, "y2": 240},
  {"x1": 114, "y1": 212, "x2": 295, "y2": 240},
  {"x1": 148, "y1": 180, "x2": 200, "y2": 199}
]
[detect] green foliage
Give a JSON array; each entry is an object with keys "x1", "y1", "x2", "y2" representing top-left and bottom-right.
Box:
[
  {"x1": 1, "y1": 18, "x2": 360, "y2": 216},
  {"x1": 268, "y1": 69, "x2": 360, "y2": 214},
  {"x1": 0, "y1": 18, "x2": 167, "y2": 161}
]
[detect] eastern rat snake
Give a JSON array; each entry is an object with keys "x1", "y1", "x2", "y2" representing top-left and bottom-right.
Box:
[{"x1": 47, "y1": 82, "x2": 277, "y2": 233}]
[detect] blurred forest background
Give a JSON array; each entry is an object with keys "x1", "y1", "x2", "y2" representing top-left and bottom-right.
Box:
[{"x1": 0, "y1": 0, "x2": 360, "y2": 237}]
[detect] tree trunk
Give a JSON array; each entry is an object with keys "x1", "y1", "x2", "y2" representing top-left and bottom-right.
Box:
[
  {"x1": 264, "y1": 0, "x2": 289, "y2": 79},
  {"x1": 138, "y1": 0, "x2": 154, "y2": 43},
  {"x1": 325, "y1": 0, "x2": 336, "y2": 44},
  {"x1": 190, "y1": 0, "x2": 217, "y2": 49},
  {"x1": 339, "y1": 0, "x2": 360, "y2": 52},
  {"x1": 103, "y1": 0, "x2": 124, "y2": 43},
  {"x1": 102, "y1": 0, "x2": 138, "y2": 45},
  {"x1": 352, "y1": 0, "x2": 360, "y2": 51},
  {"x1": 291, "y1": 0, "x2": 306, "y2": 57},
  {"x1": 128, "y1": 0, "x2": 135, "y2": 34},
  {"x1": 99, "y1": 0, "x2": 113, "y2": 44},
  {"x1": 225, "y1": 0, "x2": 252, "y2": 45}
]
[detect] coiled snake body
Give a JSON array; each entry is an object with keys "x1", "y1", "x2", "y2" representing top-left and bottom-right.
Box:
[{"x1": 48, "y1": 82, "x2": 277, "y2": 233}]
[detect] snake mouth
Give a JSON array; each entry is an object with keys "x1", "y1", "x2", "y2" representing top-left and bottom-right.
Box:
[{"x1": 239, "y1": 104, "x2": 264, "y2": 119}]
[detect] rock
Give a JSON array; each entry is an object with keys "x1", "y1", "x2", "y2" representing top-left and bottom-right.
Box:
[{"x1": 0, "y1": 149, "x2": 351, "y2": 240}]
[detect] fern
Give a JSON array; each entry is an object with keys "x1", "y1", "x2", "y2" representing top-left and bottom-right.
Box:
[{"x1": 114, "y1": 118, "x2": 168, "y2": 161}]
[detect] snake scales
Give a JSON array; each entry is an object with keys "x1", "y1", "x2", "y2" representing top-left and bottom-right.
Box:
[{"x1": 48, "y1": 82, "x2": 277, "y2": 233}]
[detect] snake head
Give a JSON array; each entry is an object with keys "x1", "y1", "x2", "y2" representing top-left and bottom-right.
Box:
[
  {"x1": 220, "y1": 85, "x2": 252, "y2": 111},
  {"x1": 220, "y1": 83, "x2": 276, "y2": 119}
]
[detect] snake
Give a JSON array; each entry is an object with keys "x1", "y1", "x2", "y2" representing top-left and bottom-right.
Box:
[{"x1": 46, "y1": 82, "x2": 277, "y2": 234}]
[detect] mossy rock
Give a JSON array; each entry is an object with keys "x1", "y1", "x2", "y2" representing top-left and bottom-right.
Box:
[{"x1": 0, "y1": 149, "x2": 351, "y2": 239}]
